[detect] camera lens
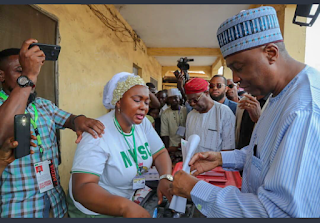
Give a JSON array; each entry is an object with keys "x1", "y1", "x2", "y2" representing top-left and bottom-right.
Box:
[{"x1": 51, "y1": 51, "x2": 55, "y2": 56}]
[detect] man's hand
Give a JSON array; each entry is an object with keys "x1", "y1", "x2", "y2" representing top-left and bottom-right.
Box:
[
  {"x1": 157, "y1": 178, "x2": 173, "y2": 205},
  {"x1": 19, "y1": 39, "x2": 46, "y2": 84},
  {"x1": 238, "y1": 94, "x2": 261, "y2": 123},
  {"x1": 175, "y1": 72, "x2": 185, "y2": 91},
  {"x1": 189, "y1": 151, "x2": 222, "y2": 176},
  {"x1": 170, "y1": 170, "x2": 199, "y2": 200},
  {"x1": 0, "y1": 133, "x2": 37, "y2": 166},
  {"x1": 74, "y1": 116, "x2": 105, "y2": 143}
]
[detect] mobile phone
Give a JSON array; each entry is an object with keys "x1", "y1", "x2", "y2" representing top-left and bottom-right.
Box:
[
  {"x1": 14, "y1": 114, "x2": 31, "y2": 159},
  {"x1": 28, "y1": 43, "x2": 61, "y2": 61}
]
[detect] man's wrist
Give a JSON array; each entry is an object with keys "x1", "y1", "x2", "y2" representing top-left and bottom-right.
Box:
[
  {"x1": 0, "y1": 159, "x2": 9, "y2": 168},
  {"x1": 27, "y1": 76, "x2": 37, "y2": 86},
  {"x1": 187, "y1": 177, "x2": 199, "y2": 200},
  {"x1": 21, "y1": 72, "x2": 38, "y2": 84},
  {"x1": 71, "y1": 114, "x2": 86, "y2": 130},
  {"x1": 218, "y1": 152, "x2": 223, "y2": 166}
]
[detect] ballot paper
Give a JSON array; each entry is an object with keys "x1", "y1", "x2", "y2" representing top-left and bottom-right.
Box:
[{"x1": 169, "y1": 134, "x2": 200, "y2": 213}]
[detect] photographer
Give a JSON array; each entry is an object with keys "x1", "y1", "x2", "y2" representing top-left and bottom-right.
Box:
[
  {"x1": 0, "y1": 39, "x2": 105, "y2": 218},
  {"x1": 173, "y1": 58, "x2": 194, "y2": 114}
]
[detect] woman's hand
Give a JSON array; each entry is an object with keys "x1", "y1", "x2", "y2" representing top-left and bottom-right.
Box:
[
  {"x1": 122, "y1": 201, "x2": 151, "y2": 218},
  {"x1": 157, "y1": 178, "x2": 173, "y2": 204}
]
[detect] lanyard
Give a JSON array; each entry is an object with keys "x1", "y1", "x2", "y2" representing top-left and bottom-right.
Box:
[
  {"x1": 114, "y1": 117, "x2": 141, "y2": 175},
  {"x1": 0, "y1": 91, "x2": 44, "y2": 157}
]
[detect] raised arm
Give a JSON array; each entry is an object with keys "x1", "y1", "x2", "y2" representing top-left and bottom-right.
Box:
[{"x1": 0, "y1": 39, "x2": 44, "y2": 145}]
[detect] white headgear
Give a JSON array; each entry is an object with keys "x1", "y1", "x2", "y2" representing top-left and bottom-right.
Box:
[
  {"x1": 103, "y1": 72, "x2": 146, "y2": 109},
  {"x1": 167, "y1": 88, "x2": 182, "y2": 99}
]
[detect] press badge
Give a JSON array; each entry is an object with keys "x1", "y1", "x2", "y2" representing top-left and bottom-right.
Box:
[
  {"x1": 176, "y1": 126, "x2": 186, "y2": 137},
  {"x1": 34, "y1": 160, "x2": 54, "y2": 193}
]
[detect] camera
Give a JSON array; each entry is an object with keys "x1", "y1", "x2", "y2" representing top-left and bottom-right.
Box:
[
  {"x1": 28, "y1": 43, "x2": 61, "y2": 61},
  {"x1": 177, "y1": 57, "x2": 194, "y2": 71},
  {"x1": 175, "y1": 57, "x2": 194, "y2": 83}
]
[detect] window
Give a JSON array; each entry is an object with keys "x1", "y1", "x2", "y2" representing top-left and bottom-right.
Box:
[
  {"x1": 133, "y1": 63, "x2": 142, "y2": 77},
  {"x1": 150, "y1": 77, "x2": 158, "y2": 91}
]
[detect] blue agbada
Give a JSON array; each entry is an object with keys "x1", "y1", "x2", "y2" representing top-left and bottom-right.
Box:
[{"x1": 190, "y1": 65, "x2": 320, "y2": 217}]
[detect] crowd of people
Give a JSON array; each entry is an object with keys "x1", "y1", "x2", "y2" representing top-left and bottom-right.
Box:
[{"x1": 0, "y1": 6, "x2": 319, "y2": 218}]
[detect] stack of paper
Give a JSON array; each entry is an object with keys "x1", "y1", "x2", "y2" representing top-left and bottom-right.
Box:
[{"x1": 169, "y1": 134, "x2": 200, "y2": 213}]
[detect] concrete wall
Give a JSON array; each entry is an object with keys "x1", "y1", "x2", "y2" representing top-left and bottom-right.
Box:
[
  {"x1": 283, "y1": 5, "x2": 306, "y2": 63},
  {"x1": 265, "y1": 4, "x2": 306, "y2": 63},
  {"x1": 37, "y1": 4, "x2": 162, "y2": 191}
]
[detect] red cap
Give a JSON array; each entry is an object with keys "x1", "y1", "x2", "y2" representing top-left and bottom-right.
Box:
[{"x1": 184, "y1": 78, "x2": 209, "y2": 95}]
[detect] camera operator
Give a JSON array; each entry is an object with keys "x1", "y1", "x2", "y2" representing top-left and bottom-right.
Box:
[{"x1": 173, "y1": 58, "x2": 194, "y2": 114}]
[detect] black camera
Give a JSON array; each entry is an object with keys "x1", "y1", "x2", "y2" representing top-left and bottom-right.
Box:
[
  {"x1": 177, "y1": 57, "x2": 194, "y2": 71},
  {"x1": 176, "y1": 57, "x2": 194, "y2": 82},
  {"x1": 28, "y1": 43, "x2": 61, "y2": 61}
]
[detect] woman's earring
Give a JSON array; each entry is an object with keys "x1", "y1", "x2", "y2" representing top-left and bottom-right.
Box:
[{"x1": 118, "y1": 108, "x2": 121, "y2": 113}]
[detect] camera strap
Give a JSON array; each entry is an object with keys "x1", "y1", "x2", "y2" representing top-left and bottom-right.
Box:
[{"x1": 0, "y1": 91, "x2": 43, "y2": 158}]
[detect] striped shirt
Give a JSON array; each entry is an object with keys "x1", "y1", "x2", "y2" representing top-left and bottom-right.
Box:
[
  {"x1": 0, "y1": 90, "x2": 70, "y2": 218},
  {"x1": 190, "y1": 65, "x2": 320, "y2": 217}
]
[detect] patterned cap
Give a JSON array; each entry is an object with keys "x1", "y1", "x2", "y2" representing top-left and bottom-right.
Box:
[
  {"x1": 184, "y1": 78, "x2": 209, "y2": 95},
  {"x1": 217, "y1": 6, "x2": 283, "y2": 58}
]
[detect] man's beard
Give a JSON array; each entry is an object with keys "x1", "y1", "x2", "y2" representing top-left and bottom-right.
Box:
[
  {"x1": 27, "y1": 91, "x2": 37, "y2": 105},
  {"x1": 210, "y1": 92, "x2": 225, "y2": 102}
]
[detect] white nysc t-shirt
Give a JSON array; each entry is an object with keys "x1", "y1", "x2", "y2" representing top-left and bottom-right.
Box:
[{"x1": 69, "y1": 109, "x2": 165, "y2": 215}]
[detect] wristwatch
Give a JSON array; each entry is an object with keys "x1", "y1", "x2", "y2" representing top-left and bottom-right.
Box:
[
  {"x1": 17, "y1": 76, "x2": 35, "y2": 88},
  {"x1": 159, "y1": 174, "x2": 173, "y2": 182}
]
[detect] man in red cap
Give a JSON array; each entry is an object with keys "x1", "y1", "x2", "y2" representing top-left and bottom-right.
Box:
[{"x1": 184, "y1": 78, "x2": 235, "y2": 153}]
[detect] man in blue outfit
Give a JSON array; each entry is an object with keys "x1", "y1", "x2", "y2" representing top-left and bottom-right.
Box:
[
  {"x1": 171, "y1": 6, "x2": 320, "y2": 217},
  {"x1": 209, "y1": 74, "x2": 237, "y2": 115}
]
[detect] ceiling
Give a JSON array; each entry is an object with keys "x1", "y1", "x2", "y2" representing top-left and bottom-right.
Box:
[{"x1": 114, "y1": 4, "x2": 251, "y2": 77}]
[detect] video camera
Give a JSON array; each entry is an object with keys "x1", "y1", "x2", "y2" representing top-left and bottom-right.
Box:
[{"x1": 174, "y1": 57, "x2": 194, "y2": 83}]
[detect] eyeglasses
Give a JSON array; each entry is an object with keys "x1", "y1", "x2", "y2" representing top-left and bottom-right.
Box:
[
  {"x1": 187, "y1": 92, "x2": 204, "y2": 104},
  {"x1": 227, "y1": 84, "x2": 236, "y2": 88},
  {"x1": 209, "y1": 83, "x2": 225, "y2": 89}
]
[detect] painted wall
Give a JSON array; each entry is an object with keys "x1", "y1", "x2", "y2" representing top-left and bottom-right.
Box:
[
  {"x1": 283, "y1": 5, "x2": 306, "y2": 63},
  {"x1": 264, "y1": 4, "x2": 306, "y2": 63},
  {"x1": 38, "y1": 4, "x2": 162, "y2": 191}
]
